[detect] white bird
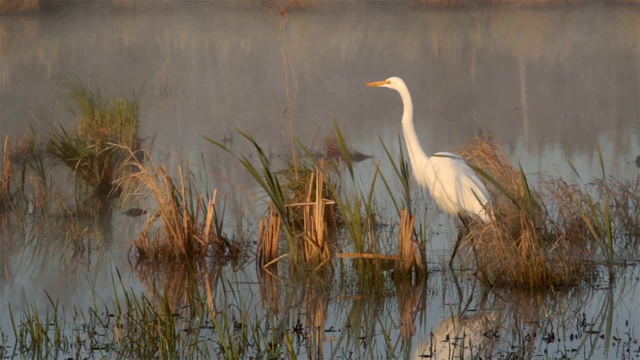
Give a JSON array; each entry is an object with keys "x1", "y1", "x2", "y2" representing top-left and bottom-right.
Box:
[{"x1": 366, "y1": 77, "x2": 492, "y2": 264}]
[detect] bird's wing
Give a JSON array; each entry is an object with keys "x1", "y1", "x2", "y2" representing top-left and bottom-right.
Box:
[{"x1": 427, "y1": 152, "x2": 492, "y2": 222}]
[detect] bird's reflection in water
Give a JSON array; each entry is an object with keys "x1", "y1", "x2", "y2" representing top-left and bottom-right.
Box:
[{"x1": 413, "y1": 311, "x2": 499, "y2": 360}]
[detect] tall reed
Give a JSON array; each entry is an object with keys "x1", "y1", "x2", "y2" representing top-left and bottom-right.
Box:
[{"x1": 1, "y1": 136, "x2": 12, "y2": 213}]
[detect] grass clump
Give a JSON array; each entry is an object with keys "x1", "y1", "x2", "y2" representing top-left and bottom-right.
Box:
[
  {"x1": 210, "y1": 123, "x2": 426, "y2": 278},
  {"x1": 47, "y1": 82, "x2": 140, "y2": 198},
  {"x1": 455, "y1": 135, "x2": 590, "y2": 288},
  {"x1": 456, "y1": 135, "x2": 640, "y2": 288},
  {"x1": 117, "y1": 149, "x2": 232, "y2": 263},
  {"x1": 209, "y1": 131, "x2": 336, "y2": 271}
]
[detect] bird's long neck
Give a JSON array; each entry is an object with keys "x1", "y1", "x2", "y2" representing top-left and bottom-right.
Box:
[{"x1": 398, "y1": 84, "x2": 430, "y2": 171}]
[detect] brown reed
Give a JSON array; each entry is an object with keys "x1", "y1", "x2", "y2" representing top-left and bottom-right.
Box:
[
  {"x1": 117, "y1": 149, "x2": 223, "y2": 262},
  {"x1": 455, "y1": 134, "x2": 590, "y2": 288},
  {"x1": 396, "y1": 209, "x2": 422, "y2": 274},
  {"x1": 1, "y1": 136, "x2": 12, "y2": 211},
  {"x1": 258, "y1": 205, "x2": 282, "y2": 268}
]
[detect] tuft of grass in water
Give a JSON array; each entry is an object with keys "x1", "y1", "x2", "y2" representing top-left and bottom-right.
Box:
[
  {"x1": 455, "y1": 135, "x2": 588, "y2": 288},
  {"x1": 545, "y1": 158, "x2": 640, "y2": 263},
  {"x1": 116, "y1": 147, "x2": 230, "y2": 263},
  {"x1": 592, "y1": 176, "x2": 640, "y2": 253},
  {"x1": 311, "y1": 123, "x2": 426, "y2": 279},
  {"x1": 47, "y1": 81, "x2": 141, "y2": 198},
  {"x1": 208, "y1": 131, "x2": 335, "y2": 270},
  {"x1": 453, "y1": 135, "x2": 640, "y2": 288}
]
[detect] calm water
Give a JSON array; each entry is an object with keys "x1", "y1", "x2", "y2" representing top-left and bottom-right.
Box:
[{"x1": 1, "y1": 1, "x2": 639, "y2": 359}]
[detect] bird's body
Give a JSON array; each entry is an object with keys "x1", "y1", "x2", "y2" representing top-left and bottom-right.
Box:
[
  {"x1": 366, "y1": 77, "x2": 492, "y2": 261},
  {"x1": 416, "y1": 151, "x2": 491, "y2": 223}
]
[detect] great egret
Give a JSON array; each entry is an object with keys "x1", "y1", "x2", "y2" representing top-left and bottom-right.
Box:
[{"x1": 366, "y1": 77, "x2": 492, "y2": 264}]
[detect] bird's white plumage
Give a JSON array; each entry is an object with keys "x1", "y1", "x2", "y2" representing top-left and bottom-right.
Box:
[{"x1": 366, "y1": 76, "x2": 492, "y2": 223}]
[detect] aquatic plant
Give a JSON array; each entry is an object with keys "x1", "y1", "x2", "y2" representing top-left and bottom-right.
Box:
[
  {"x1": 117, "y1": 148, "x2": 229, "y2": 263},
  {"x1": 47, "y1": 81, "x2": 141, "y2": 198},
  {"x1": 454, "y1": 135, "x2": 640, "y2": 288},
  {"x1": 453, "y1": 135, "x2": 586, "y2": 287},
  {"x1": 208, "y1": 131, "x2": 336, "y2": 271}
]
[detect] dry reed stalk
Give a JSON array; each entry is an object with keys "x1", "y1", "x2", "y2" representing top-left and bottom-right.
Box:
[
  {"x1": 337, "y1": 253, "x2": 400, "y2": 260},
  {"x1": 29, "y1": 176, "x2": 47, "y2": 214},
  {"x1": 258, "y1": 205, "x2": 282, "y2": 267},
  {"x1": 203, "y1": 189, "x2": 227, "y2": 254},
  {"x1": 300, "y1": 171, "x2": 331, "y2": 266},
  {"x1": 277, "y1": 6, "x2": 299, "y2": 175},
  {"x1": 119, "y1": 152, "x2": 217, "y2": 261},
  {"x1": 396, "y1": 209, "x2": 421, "y2": 273},
  {"x1": 285, "y1": 170, "x2": 334, "y2": 269},
  {"x1": 1, "y1": 136, "x2": 12, "y2": 202}
]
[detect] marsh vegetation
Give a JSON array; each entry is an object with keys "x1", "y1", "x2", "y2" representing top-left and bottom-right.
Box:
[
  {"x1": 1, "y1": 2, "x2": 639, "y2": 359},
  {"x1": 0, "y1": 79, "x2": 638, "y2": 359}
]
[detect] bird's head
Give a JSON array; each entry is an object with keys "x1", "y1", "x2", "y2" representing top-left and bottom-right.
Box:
[{"x1": 366, "y1": 76, "x2": 405, "y2": 90}]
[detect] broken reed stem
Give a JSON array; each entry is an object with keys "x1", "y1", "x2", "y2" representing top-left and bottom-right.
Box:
[
  {"x1": 204, "y1": 189, "x2": 225, "y2": 253},
  {"x1": 259, "y1": 205, "x2": 281, "y2": 267},
  {"x1": 300, "y1": 171, "x2": 331, "y2": 265},
  {"x1": 338, "y1": 253, "x2": 401, "y2": 261}
]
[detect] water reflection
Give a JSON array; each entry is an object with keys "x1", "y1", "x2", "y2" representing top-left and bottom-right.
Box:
[{"x1": 413, "y1": 311, "x2": 499, "y2": 360}]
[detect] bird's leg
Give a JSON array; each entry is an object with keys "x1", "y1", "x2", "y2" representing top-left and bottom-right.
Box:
[{"x1": 450, "y1": 215, "x2": 471, "y2": 268}]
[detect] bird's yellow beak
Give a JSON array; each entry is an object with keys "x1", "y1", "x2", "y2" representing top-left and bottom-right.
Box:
[{"x1": 365, "y1": 80, "x2": 390, "y2": 87}]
